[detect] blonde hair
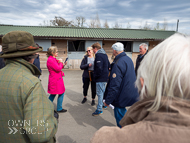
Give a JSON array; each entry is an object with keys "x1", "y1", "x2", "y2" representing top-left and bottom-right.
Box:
[
  {"x1": 136, "y1": 33, "x2": 190, "y2": 112},
  {"x1": 47, "y1": 46, "x2": 57, "y2": 57},
  {"x1": 85, "y1": 47, "x2": 95, "y2": 57}
]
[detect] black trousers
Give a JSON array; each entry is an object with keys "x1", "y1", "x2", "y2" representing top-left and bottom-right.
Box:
[{"x1": 83, "y1": 77, "x2": 96, "y2": 99}]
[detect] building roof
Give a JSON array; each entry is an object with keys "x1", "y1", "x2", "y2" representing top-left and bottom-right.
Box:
[{"x1": 0, "y1": 24, "x2": 176, "y2": 40}]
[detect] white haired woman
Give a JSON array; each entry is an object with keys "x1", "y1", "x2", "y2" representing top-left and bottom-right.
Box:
[
  {"x1": 80, "y1": 47, "x2": 96, "y2": 106},
  {"x1": 91, "y1": 33, "x2": 190, "y2": 143}
]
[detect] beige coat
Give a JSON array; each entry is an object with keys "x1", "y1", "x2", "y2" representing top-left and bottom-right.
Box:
[{"x1": 91, "y1": 97, "x2": 190, "y2": 143}]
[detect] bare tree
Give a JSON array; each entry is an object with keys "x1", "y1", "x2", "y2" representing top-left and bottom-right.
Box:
[
  {"x1": 75, "y1": 16, "x2": 86, "y2": 27},
  {"x1": 126, "y1": 22, "x2": 131, "y2": 29},
  {"x1": 89, "y1": 18, "x2": 96, "y2": 28},
  {"x1": 162, "y1": 19, "x2": 168, "y2": 30},
  {"x1": 113, "y1": 21, "x2": 122, "y2": 28},
  {"x1": 95, "y1": 13, "x2": 101, "y2": 28},
  {"x1": 154, "y1": 22, "x2": 160, "y2": 30},
  {"x1": 39, "y1": 20, "x2": 52, "y2": 26},
  {"x1": 103, "y1": 20, "x2": 109, "y2": 28},
  {"x1": 50, "y1": 16, "x2": 74, "y2": 27},
  {"x1": 114, "y1": 22, "x2": 119, "y2": 28},
  {"x1": 143, "y1": 21, "x2": 152, "y2": 30},
  {"x1": 89, "y1": 13, "x2": 101, "y2": 28}
]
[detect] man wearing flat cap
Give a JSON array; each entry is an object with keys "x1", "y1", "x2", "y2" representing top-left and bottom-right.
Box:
[
  {"x1": 103, "y1": 42, "x2": 139, "y2": 128},
  {"x1": 0, "y1": 31, "x2": 57, "y2": 143}
]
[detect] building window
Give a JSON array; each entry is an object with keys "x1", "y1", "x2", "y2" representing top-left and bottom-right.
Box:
[
  {"x1": 117, "y1": 41, "x2": 133, "y2": 52},
  {"x1": 68, "y1": 40, "x2": 85, "y2": 52}
]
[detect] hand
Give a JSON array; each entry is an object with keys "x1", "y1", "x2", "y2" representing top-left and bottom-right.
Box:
[
  {"x1": 89, "y1": 63, "x2": 92, "y2": 67},
  {"x1": 58, "y1": 58, "x2": 63, "y2": 63},
  {"x1": 63, "y1": 61, "x2": 67, "y2": 66}
]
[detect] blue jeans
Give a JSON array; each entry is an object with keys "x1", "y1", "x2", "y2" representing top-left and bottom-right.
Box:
[
  {"x1": 96, "y1": 82, "x2": 106, "y2": 111},
  {"x1": 114, "y1": 107, "x2": 127, "y2": 128},
  {"x1": 49, "y1": 93, "x2": 64, "y2": 111}
]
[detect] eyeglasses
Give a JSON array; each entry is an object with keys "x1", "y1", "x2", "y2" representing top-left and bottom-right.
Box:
[{"x1": 86, "y1": 50, "x2": 91, "y2": 52}]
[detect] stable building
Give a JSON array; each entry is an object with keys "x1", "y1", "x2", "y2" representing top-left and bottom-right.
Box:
[{"x1": 0, "y1": 24, "x2": 175, "y2": 69}]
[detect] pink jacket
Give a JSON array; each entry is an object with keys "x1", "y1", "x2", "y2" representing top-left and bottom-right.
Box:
[{"x1": 47, "y1": 56, "x2": 65, "y2": 94}]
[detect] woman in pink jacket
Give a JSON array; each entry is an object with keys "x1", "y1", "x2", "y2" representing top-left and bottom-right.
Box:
[{"x1": 47, "y1": 46, "x2": 67, "y2": 113}]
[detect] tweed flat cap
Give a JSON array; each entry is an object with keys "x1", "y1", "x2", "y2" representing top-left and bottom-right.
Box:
[{"x1": 0, "y1": 31, "x2": 42, "y2": 58}]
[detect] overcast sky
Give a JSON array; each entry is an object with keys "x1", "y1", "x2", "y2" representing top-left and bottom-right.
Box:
[{"x1": 0, "y1": 0, "x2": 190, "y2": 35}]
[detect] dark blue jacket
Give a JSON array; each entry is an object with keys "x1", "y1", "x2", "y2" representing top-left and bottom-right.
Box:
[
  {"x1": 0, "y1": 52, "x2": 5, "y2": 69},
  {"x1": 135, "y1": 51, "x2": 148, "y2": 76},
  {"x1": 33, "y1": 54, "x2": 41, "y2": 78},
  {"x1": 94, "y1": 48, "x2": 110, "y2": 82},
  {"x1": 80, "y1": 55, "x2": 90, "y2": 78},
  {"x1": 104, "y1": 52, "x2": 139, "y2": 108}
]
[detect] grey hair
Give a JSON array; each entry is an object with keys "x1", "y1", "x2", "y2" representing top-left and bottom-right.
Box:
[
  {"x1": 139, "y1": 43, "x2": 148, "y2": 50},
  {"x1": 136, "y1": 33, "x2": 190, "y2": 112}
]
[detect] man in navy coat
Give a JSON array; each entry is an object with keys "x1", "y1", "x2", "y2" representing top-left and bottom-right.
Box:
[
  {"x1": 92, "y1": 42, "x2": 110, "y2": 116},
  {"x1": 104, "y1": 42, "x2": 139, "y2": 128}
]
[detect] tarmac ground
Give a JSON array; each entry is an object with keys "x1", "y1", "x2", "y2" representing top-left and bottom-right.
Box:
[{"x1": 40, "y1": 69, "x2": 117, "y2": 143}]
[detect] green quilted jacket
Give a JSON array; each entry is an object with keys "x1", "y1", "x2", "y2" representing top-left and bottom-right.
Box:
[{"x1": 0, "y1": 58, "x2": 58, "y2": 143}]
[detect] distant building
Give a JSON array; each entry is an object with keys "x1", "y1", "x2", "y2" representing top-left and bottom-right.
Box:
[{"x1": 0, "y1": 24, "x2": 175, "y2": 69}]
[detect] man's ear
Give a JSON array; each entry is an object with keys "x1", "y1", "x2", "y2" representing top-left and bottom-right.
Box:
[{"x1": 140, "y1": 77, "x2": 144, "y2": 88}]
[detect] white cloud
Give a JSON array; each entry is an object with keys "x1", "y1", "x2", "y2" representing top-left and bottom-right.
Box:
[
  {"x1": 77, "y1": 0, "x2": 94, "y2": 5},
  {"x1": 0, "y1": 0, "x2": 189, "y2": 34},
  {"x1": 118, "y1": 0, "x2": 136, "y2": 7},
  {"x1": 49, "y1": 4, "x2": 62, "y2": 9},
  {"x1": 27, "y1": 0, "x2": 38, "y2": 4},
  {"x1": 37, "y1": 13, "x2": 47, "y2": 19}
]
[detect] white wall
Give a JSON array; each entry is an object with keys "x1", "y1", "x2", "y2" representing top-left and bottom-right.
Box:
[
  {"x1": 132, "y1": 41, "x2": 149, "y2": 52},
  {"x1": 34, "y1": 39, "x2": 51, "y2": 51}
]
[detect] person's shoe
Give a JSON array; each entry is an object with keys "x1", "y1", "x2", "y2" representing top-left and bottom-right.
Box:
[
  {"x1": 81, "y1": 98, "x2": 87, "y2": 104},
  {"x1": 103, "y1": 105, "x2": 107, "y2": 109},
  {"x1": 91, "y1": 100, "x2": 95, "y2": 106},
  {"x1": 57, "y1": 109, "x2": 67, "y2": 113},
  {"x1": 92, "y1": 110, "x2": 103, "y2": 116}
]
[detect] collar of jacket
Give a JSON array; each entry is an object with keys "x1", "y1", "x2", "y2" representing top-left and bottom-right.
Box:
[
  {"x1": 5, "y1": 58, "x2": 41, "y2": 76},
  {"x1": 114, "y1": 52, "x2": 126, "y2": 62},
  {"x1": 96, "y1": 48, "x2": 106, "y2": 54},
  {"x1": 138, "y1": 50, "x2": 148, "y2": 58},
  {"x1": 84, "y1": 55, "x2": 88, "y2": 58},
  {"x1": 120, "y1": 96, "x2": 190, "y2": 128}
]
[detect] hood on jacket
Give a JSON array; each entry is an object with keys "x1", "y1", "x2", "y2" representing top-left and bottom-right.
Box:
[{"x1": 96, "y1": 48, "x2": 106, "y2": 54}]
